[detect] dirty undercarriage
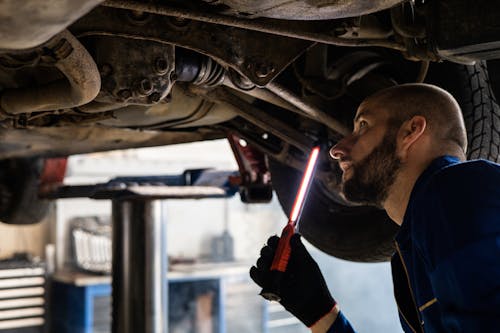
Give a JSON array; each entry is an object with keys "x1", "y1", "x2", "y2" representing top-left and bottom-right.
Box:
[
  {"x1": 1, "y1": 0, "x2": 499, "y2": 261},
  {"x1": 2, "y1": 0, "x2": 496, "y2": 160}
]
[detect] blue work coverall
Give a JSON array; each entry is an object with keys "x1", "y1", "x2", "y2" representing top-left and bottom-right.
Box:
[{"x1": 327, "y1": 156, "x2": 500, "y2": 332}]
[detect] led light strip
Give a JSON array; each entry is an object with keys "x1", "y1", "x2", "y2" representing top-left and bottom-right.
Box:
[{"x1": 289, "y1": 146, "x2": 320, "y2": 225}]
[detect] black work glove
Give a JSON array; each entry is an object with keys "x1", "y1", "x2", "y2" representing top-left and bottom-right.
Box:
[{"x1": 250, "y1": 234, "x2": 336, "y2": 327}]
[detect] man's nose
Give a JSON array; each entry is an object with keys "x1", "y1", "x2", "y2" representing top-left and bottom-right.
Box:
[{"x1": 329, "y1": 135, "x2": 353, "y2": 160}]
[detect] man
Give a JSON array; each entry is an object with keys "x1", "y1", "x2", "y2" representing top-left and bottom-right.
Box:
[{"x1": 250, "y1": 83, "x2": 500, "y2": 332}]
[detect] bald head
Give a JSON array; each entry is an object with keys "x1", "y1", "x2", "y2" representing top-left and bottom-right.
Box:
[{"x1": 362, "y1": 83, "x2": 467, "y2": 154}]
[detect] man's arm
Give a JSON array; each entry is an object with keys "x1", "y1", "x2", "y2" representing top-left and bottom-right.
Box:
[
  {"x1": 415, "y1": 162, "x2": 500, "y2": 330},
  {"x1": 428, "y1": 235, "x2": 500, "y2": 330},
  {"x1": 312, "y1": 307, "x2": 358, "y2": 333},
  {"x1": 311, "y1": 306, "x2": 339, "y2": 333},
  {"x1": 250, "y1": 234, "x2": 358, "y2": 333}
]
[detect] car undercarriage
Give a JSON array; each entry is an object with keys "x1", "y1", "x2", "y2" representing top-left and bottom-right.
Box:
[{"x1": 0, "y1": 0, "x2": 499, "y2": 262}]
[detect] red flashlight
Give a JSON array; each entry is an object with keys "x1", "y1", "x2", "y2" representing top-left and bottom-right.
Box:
[{"x1": 260, "y1": 146, "x2": 321, "y2": 301}]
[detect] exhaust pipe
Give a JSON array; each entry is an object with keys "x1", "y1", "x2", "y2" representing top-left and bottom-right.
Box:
[{"x1": 0, "y1": 30, "x2": 101, "y2": 114}]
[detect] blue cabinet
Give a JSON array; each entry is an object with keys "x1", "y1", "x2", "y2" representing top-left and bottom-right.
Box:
[{"x1": 51, "y1": 277, "x2": 223, "y2": 333}]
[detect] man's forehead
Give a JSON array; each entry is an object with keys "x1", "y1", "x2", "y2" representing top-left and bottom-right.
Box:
[
  {"x1": 356, "y1": 97, "x2": 391, "y2": 120},
  {"x1": 354, "y1": 109, "x2": 371, "y2": 122},
  {"x1": 355, "y1": 104, "x2": 378, "y2": 121}
]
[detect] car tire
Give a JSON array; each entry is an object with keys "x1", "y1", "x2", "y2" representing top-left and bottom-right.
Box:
[
  {"x1": 0, "y1": 158, "x2": 51, "y2": 225},
  {"x1": 269, "y1": 61, "x2": 500, "y2": 262},
  {"x1": 426, "y1": 61, "x2": 500, "y2": 162}
]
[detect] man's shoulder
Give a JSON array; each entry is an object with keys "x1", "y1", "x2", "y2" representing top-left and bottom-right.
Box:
[
  {"x1": 435, "y1": 158, "x2": 499, "y2": 177},
  {"x1": 428, "y1": 158, "x2": 500, "y2": 194},
  {"x1": 410, "y1": 159, "x2": 500, "y2": 267},
  {"x1": 412, "y1": 157, "x2": 500, "y2": 233},
  {"x1": 404, "y1": 157, "x2": 500, "y2": 230},
  {"x1": 419, "y1": 157, "x2": 500, "y2": 226}
]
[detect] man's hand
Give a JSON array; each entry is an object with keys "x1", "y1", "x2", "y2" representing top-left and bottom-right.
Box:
[{"x1": 250, "y1": 234, "x2": 336, "y2": 328}]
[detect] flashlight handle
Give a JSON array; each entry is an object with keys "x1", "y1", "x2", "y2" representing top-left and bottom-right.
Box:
[
  {"x1": 260, "y1": 223, "x2": 295, "y2": 301},
  {"x1": 270, "y1": 223, "x2": 295, "y2": 272}
]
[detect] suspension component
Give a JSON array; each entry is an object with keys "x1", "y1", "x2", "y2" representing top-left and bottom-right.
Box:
[
  {"x1": 175, "y1": 49, "x2": 226, "y2": 88},
  {"x1": 192, "y1": 57, "x2": 226, "y2": 87},
  {"x1": 227, "y1": 133, "x2": 273, "y2": 203}
]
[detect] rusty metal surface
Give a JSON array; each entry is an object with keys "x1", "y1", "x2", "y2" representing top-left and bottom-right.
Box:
[
  {"x1": 192, "y1": 86, "x2": 314, "y2": 152},
  {"x1": 93, "y1": 37, "x2": 175, "y2": 105},
  {"x1": 223, "y1": 79, "x2": 306, "y2": 114},
  {"x1": 200, "y1": 0, "x2": 403, "y2": 20},
  {"x1": 101, "y1": 1, "x2": 405, "y2": 54},
  {"x1": 0, "y1": 0, "x2": 104, "y2": 50},
  {"x1": 0, "y1": 30, "x2": 101, "y2": 114},
  {"x1": 0, "y1": 125, "x2": 224, "y2": 159},
  {"x1": 94, "y1": 84, "x2": 237, "y2": 128},
  {"x1": 266, "y1": 81, "x2": 350, "y2": 136},
  {"x1": 72, "y1": 6, "x2": 312, "y2": 86}
]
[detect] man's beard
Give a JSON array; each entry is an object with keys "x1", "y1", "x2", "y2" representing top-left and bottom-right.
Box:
[{"x1": 341, "y1": 130, "x2": 401, "y2": 207}]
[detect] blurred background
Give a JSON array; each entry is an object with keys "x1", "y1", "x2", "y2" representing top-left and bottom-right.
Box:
[{"x1": 0, "y1": 139, "x2": 402, "y2": 333}]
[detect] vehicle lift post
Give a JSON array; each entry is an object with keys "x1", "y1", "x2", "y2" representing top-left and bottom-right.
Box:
[
  {"x1": 44, "y1": 170, "x2": 238, "y2": 333},
  {"x1": 112, "y1": 199, "x2": 166, "y2": 333}
]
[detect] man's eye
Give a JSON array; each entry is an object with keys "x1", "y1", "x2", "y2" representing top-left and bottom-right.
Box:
[{"x1": 359, "y1": 120, "x2": 368, "y2": 128}]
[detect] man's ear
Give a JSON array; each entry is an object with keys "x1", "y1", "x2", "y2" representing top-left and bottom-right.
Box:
[{"x1": 397, "y1": 115, "x2": 427, "y2": 160}]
